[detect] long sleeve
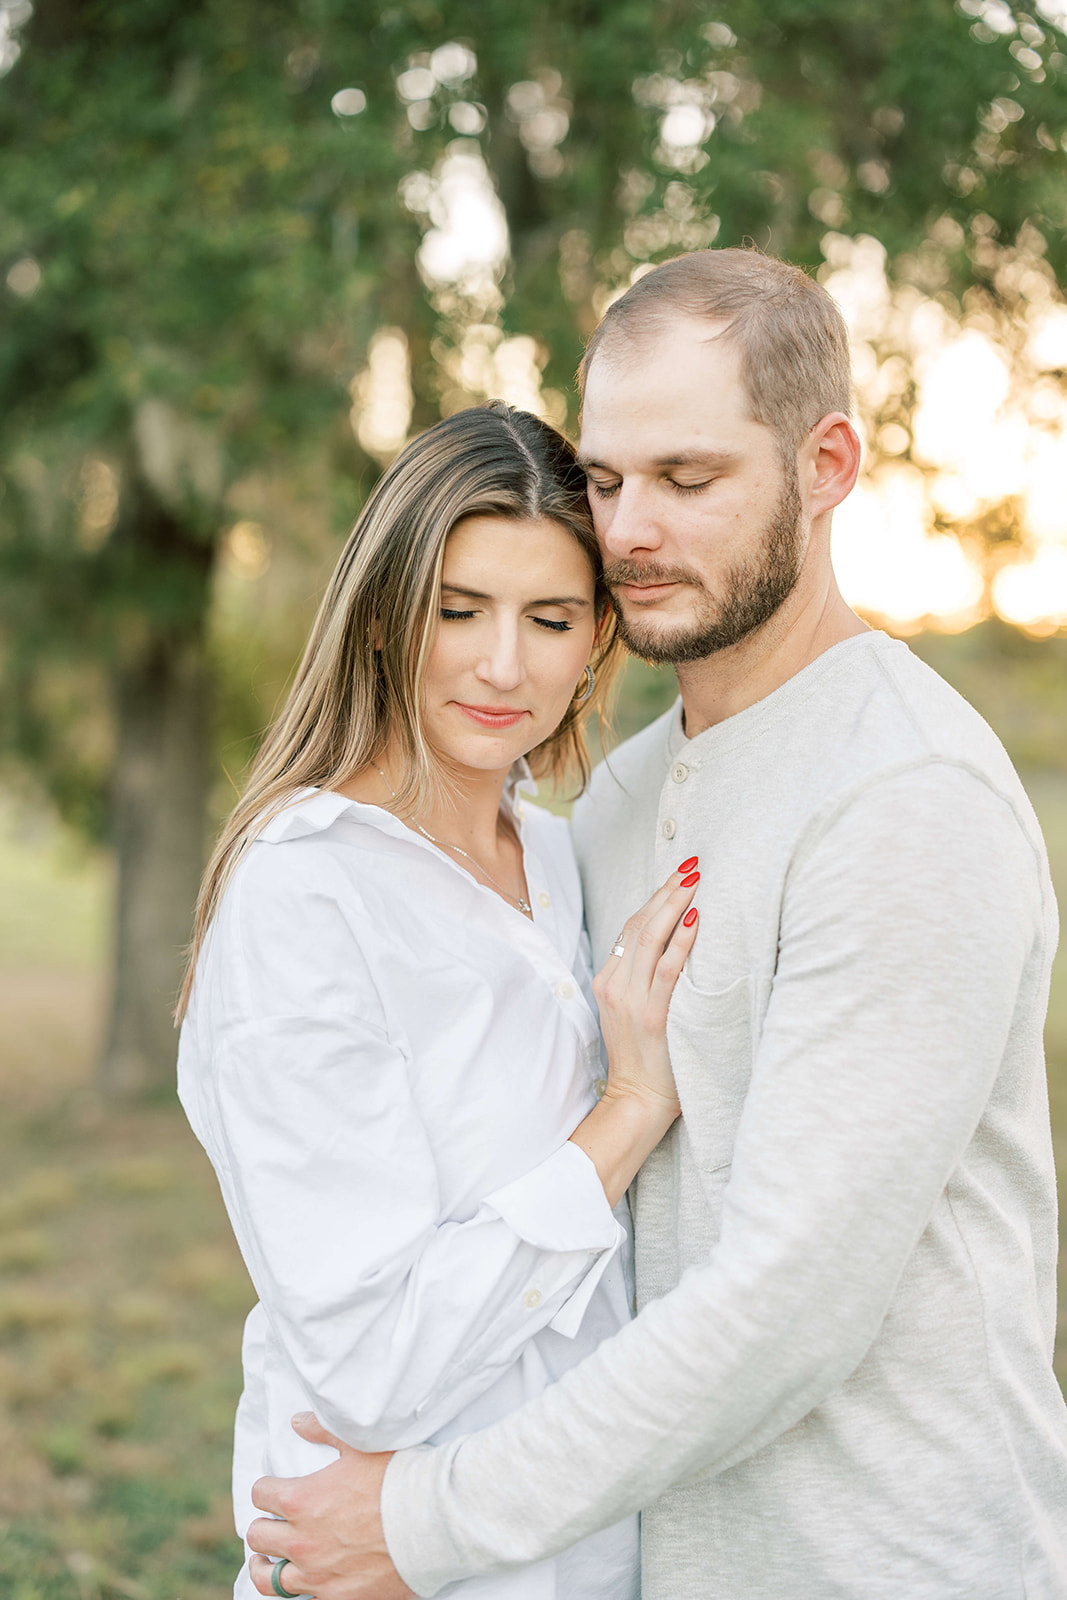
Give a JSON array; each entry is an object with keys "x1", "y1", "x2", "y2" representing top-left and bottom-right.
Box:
[
  {"x1": 380, "y1": 761, "x2": 1046, "y2": 1591},
  {"x1": 180, "y1": 857, "x2": 623, "y2": 1454}
]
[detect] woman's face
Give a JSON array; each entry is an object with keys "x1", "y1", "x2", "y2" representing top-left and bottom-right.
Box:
[{"x1": 421, "y1": 513, "x2": 598, "y2": 776}]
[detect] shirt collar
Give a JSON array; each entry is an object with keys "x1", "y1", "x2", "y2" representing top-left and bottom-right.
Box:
[
  {"x1": 255, "y1": 759, "x2": 539, "y2": 846},
  {"x1": 664, "y1": 630, "x2": 896, "y2": 768},
  {"x1": 255, "y1": 787, "x2": 360, "y2": 844},
  {"x1": 506, "y1": 757, "x2": 538, "y2": 809}
]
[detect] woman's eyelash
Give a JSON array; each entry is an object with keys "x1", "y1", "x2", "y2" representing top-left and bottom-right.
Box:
[{"x1": 440, "y1": 608, "x2": 571, "y2": 633}]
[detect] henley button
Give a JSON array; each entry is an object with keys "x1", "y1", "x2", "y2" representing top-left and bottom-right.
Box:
[
  {"x1": 524, "y1": 1288, "x2": 543, "y2": 1309},
  {"x1": 594, "y1": 1077, "x2": 608, "y2": 1097},
  {"x1": 537, "y1": 891, "x2": 552, "y2": 909},
  {"x1": 662, "y1": 818, "x2": 677, "y2": 840},
  {"x1": 555, "y1": 980, "x2": 575, "y2": 1001},
  {"x1": 671, "y1": 762, "x2": 689, "y2": 784}
]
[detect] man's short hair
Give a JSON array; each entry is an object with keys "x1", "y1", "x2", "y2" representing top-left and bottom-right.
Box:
[{"x1": 579, "y1": 248, "x2": 853, "y2": 456}]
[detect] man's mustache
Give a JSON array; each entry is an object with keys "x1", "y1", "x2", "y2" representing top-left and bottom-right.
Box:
[{"x1": 602, "y1": 559, "x2": 707, "y2": 593}]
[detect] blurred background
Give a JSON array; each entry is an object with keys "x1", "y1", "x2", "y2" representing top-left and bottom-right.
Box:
[{"x1": 1, "y1": 1, "x2": 1066, "y2": 1593}]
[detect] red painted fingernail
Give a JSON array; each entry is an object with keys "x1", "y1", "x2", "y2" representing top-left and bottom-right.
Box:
[
  {"x1": 678, "y1": 856, "x2": 698, "y2": 873},
  {"x1": 683, "y1": 908, "x2": 698, "y2": 926},
  {"x1": 680, "y1": 871, "x2": 700, "y2": 887}
]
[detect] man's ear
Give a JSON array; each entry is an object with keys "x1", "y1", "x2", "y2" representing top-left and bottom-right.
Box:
[{"x1": 803, "y1": 412, "x2": 862, "y2": 519}]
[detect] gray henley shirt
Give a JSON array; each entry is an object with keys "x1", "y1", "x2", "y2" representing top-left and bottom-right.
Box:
[{"x1": 382, "y1": 630, "x2": 1067, "y2": 1599}]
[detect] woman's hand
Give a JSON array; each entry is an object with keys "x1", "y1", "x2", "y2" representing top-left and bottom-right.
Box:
[
  {"x1": 594, "y1": 861, "x2": 700, "y2": 1118},
  {"x1": 570, "y1": 861, "x2": 699, "y2": 1206}
]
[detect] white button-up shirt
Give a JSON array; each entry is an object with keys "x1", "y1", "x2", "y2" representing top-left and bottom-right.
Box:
[{"x1": 177, "y1": 773, "x2": 639, "y2": 1600}]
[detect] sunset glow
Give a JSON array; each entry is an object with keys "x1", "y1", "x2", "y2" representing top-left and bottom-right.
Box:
[
  {"x1": 824, "y1": 234, "x2": 1067, "y2": 636},
  {"x1": 351, "y1": 156, "x2": 1067, "y2": 638}
]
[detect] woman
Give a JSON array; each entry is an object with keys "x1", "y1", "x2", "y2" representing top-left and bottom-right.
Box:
[{"x1": 176, "y1": 403, "x2": 699, "y2": 1600}]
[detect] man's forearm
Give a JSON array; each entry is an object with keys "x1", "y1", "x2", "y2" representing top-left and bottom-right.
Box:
[{"x1": 381, "y1": 1192, "x2": 903, "y2": 1594}]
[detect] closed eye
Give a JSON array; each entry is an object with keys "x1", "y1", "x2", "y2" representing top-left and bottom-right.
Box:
[
  {"x1": 442, "y1": 607, "x2": 572, "y2": 632},
  {"x1": 588, "y1": 477, "x2": 711, "y2": 498}
]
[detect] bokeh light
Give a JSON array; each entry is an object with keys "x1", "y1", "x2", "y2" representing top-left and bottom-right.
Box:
[
  {"x1": 823, "y1": 232, "x2": 1067, "y2": 636},
  {"x1": 5, "y1": 255, "x2": 40, "y2": 296},
  {"x1": 330, "y1": 87, "x2": 366, "y2": 117},
  {"x1": 350, "y1": 328, "x2": 413, "y2": 464},
  {"x1": 414, "y1": 141, "x2": 508, "y2": 293}
]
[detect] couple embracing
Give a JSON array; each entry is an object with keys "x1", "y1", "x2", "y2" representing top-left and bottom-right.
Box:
[{"x1": 177, "y1": 248, "x2": 1067, "y2": 1600}]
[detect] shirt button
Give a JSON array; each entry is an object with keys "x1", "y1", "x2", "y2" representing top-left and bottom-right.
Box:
[
  {"x1": 555, "y1": 980, "x2": 575, "y2": 1001},
  {"x1": 671, "y1": 762, "x2": 689, "y2": 784},
  {"x1": 524, "y1": 1288, "x2": 543, "y2": 1309},
  {"x1": 537, "y1": 891, "x2": 552, "y2": 909},
  {"x1": 594, "y1": 1077, "x2": 608, "y2": 1097},
  {"x1": 662, "y1": 818, "x2": 677, "y2": 840}
]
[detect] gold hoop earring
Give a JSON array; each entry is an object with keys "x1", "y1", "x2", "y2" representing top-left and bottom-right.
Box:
[{"x1": 573, "y1": 664, "x2": 595, "y2": 704}]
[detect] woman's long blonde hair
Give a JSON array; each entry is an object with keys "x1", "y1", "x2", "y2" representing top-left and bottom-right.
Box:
[{"x1": 175, "y1": 402, "x2": 618, "y2": 1023}]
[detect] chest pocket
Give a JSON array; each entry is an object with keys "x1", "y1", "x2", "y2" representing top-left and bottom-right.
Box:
[{"x1": 667, "y1": 971, "x2": 753, "y2": 1180}]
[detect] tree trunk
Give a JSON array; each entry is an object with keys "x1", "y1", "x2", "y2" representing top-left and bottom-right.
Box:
[{"x1": 98, "y1": 502, "x2": 214, "y2": 1098}]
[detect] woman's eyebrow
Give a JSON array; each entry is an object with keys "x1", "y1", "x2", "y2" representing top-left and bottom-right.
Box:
[
  {"x1": 440, "y1": 583, "x2": 491, "y2": 600},
  {"x1": 441, "y1": 582, "x2": 591, "y2": 608}
]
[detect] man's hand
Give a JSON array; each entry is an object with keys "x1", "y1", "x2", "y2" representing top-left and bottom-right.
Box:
[{"x1": 246, "y1": 1412, "x2": 414, "y2": 1600}]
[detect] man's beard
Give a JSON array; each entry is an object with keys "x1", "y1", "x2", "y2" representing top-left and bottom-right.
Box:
[{"x1": 604, "y1": 465, "x2": 805, "y2": 665}]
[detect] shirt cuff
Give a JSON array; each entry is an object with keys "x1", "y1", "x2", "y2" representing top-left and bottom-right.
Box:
[
  {"x1": 484, "y1": 1140, "x2": 624, "y2": 1338},
  {"x1": 380, "y1": 1145, "x2": 623, "y2": 1594},
  {"x1": 482, "y1": 1139, "x2": 619, "y2": 1252}
]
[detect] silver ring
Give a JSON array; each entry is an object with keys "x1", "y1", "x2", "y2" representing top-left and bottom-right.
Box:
[
  {"x1": 611, "y1": 942, "x2": 626, "y2": 958},
  {"x1": 271, "y1": 1558, "x2": 302, "y2": 1599}
]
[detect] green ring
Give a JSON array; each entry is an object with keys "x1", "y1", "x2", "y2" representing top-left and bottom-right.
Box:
[{"x1": 271, "y1": 1558, "x2": 301, "y2": 1599}]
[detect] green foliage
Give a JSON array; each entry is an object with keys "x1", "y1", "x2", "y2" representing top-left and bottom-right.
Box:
[{"x1": 3, "y1": 0, "x2": 1067, "y2": 834}]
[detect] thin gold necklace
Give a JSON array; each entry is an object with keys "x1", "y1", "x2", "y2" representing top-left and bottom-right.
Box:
[{"x1": 372, "y1": 764, "x2": 532, "y2": 916}]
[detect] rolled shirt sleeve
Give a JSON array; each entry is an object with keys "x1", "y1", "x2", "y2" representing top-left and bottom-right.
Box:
[
  {"x1": 485, "y1": 1139, "x2": 625, "y2": 1339},
  {"x1": 183, "y1": 868, "x2": 623, "y2": 1454},
  {"x1": 379, "y1": 762, "x2": 1047, "y2": 1592}
]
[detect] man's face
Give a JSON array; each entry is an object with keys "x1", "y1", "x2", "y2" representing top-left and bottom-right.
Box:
[{"x1": 578, "y1": 318, "x2": 806, "y2": 664}]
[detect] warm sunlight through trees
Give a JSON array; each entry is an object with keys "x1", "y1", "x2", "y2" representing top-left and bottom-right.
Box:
[{"x1": 4, "y1": 0, "x2": 1067, "y2": 1089}]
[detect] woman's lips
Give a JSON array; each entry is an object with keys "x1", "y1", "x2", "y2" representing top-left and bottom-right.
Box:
[{"x1": 453, "y1": 703, "x2": 529, "y2": 729}]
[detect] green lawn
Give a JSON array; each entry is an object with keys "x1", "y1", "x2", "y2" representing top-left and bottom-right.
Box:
[
  {"x1": 0, "y1": 808, "x2": 247, "y2": 1598},
  {"x1": 0, "y1": 768, "x2": 1064, "y2": 1598}
]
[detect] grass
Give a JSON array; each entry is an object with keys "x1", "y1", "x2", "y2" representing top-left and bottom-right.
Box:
[
  {"x1": 0, "y1": 762, "x2": 1065, "y2": 1596},
  {"x1": 0, "y1": 807, "x2": 248, "y2": 1598},
  {"x1": 0, "y1": 1103, "x2": 251, "y2": 1600}
]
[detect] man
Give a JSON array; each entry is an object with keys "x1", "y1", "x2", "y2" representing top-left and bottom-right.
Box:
[{"x1": 249, "y1": 249, "x2": 1067, "y2": 1599}]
